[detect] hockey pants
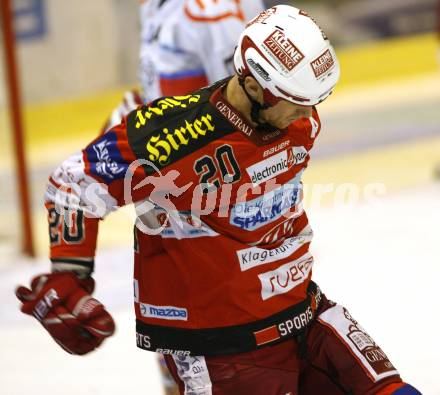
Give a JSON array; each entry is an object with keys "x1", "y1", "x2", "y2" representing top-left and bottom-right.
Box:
[{"x1": 164, "y1": 294, "x2": 421, "y2": 395}]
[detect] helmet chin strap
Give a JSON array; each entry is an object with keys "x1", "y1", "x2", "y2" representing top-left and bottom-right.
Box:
[{"x1": 239, "y1": 78, "x2": 277, "y2": 132}]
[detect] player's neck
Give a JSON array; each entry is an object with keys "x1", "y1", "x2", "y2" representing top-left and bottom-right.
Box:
[{"x1": 224, "y1": 76, "x2": 254, "y2": 126}]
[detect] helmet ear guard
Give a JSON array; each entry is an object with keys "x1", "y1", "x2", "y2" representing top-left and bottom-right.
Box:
[
  {"x1": 234, "y1": 5, "x2": 340, "y2": 107},
  {"x1": 235, "y1": 38, "x2": 285, "y2": 111}
]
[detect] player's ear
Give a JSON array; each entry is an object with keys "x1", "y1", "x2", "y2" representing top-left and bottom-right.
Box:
[{"x1": 244, "y1": 76, "x2": 264, "y2": 104}]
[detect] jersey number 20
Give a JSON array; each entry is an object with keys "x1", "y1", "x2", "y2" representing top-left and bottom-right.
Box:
[{"x1": 194, "y1": 144, "x2": 241, "y2": 193}]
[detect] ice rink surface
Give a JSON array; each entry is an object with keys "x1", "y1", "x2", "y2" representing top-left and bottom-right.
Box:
[
  {"x1": 1, "y1": 74, "x2": 440, "y2": 394},
  {"x1": 1, "y1": 183, "x2": 439, "y2": 394}
]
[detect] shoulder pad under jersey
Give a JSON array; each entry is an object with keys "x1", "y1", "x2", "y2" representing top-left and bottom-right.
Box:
[{"x1": 126, "y1": 80, "x2": 235, "y2": 173}]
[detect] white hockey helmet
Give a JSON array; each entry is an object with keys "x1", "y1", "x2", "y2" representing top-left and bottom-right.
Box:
[{"x1": 234, "y1": 5, "x2": 340, "y2": 107}]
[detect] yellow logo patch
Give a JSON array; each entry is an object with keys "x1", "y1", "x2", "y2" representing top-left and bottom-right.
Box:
[
  {"x1": 146, "y1": 113, "x2": 215, "y2": 165},
  {"x1": 135, "y1": 95, "x2": 201, "y2": 129}
]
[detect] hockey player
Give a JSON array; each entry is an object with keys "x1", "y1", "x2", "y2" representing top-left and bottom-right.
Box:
[
  {"x1": 139, "y1": 0, "x2": 265, "y2": 102},
  {"x1": 16, "y1": 5, "x2": 421, "y2": 395}
]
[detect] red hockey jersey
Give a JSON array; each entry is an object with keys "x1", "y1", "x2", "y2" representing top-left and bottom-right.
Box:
[{"x1": 46, "y1": 79, "x2": 323, "y2": 356}]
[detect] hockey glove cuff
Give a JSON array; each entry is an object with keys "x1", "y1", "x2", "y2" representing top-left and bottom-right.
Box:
[{"x1": 15, "y1": 272, "x2": 115, "y2": 355}]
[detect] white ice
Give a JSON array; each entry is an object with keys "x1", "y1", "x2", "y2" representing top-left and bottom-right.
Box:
[{"x1": 0, "y1": 183, "x2": 439, "y2": 394}]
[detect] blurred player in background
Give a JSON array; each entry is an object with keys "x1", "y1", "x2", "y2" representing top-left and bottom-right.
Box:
[
  {"x1": 139, "y1": 0, "x2": 265, "y2": 101},
  {"x1": 104, "y1": 0, "x2": 265, "y2": 133},
  {"x1": 16, "y1": 4, "x2": 422, "y2": 394}
]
